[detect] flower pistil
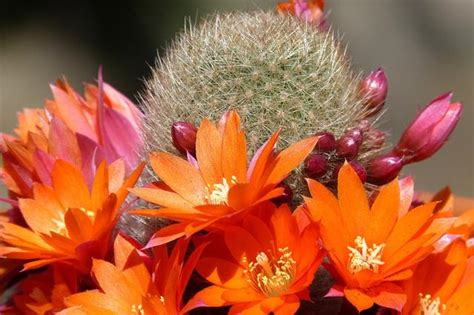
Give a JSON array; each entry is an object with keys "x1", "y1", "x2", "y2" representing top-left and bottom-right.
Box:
[
  {"x1": 245, "y1": 247, "x2": 296, "y2": 297},
  {"x1": 347, "y1": 236, "x2": 385, "y2": 273}
]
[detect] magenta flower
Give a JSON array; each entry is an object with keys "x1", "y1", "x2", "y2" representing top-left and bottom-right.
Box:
[{"x1": 393, "y1": 92, "x2": 462, "y2": 164}]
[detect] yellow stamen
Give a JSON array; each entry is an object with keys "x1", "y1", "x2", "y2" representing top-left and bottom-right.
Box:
[
  {"x1": 244, "y1": 247, "x2": 296, "y2": 297},
  {"x1": 419, "y1": 294, "x2": 446, "y2": 315},
  {"x1": 51, "y1": 213, "x2": 67, "y2": 235},
  {"x1": 347, "y1": 236, "x2": 385, "y2": 273},
  {"x1": 205, "y1": 176, "x2": 237, "y2": 205},
  {"x1": 131, "y1": 303, "x2": 145, "y2": 315}
]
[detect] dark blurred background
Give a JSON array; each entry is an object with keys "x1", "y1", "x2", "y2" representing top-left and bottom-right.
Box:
[{"x1": 1, "y1": 0, "x2": 473, "y2": 196}]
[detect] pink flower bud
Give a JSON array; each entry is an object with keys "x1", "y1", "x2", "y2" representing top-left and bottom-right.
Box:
[
  {"x1": 360, "y1": 67, "x2": 388, "y2": 116},
  {"x1": 393, "y1": 92, "x2": 463, "y2": 164},
  {"x1": 336, "y1": 136, "x2": 359, "y2": 160},
  {"x1": 314, "y1": 131, "x2": 336, "y2": 153},
  {"x1": 304, "y1": 153, "x2": 327, "y2": 178},
  {"x1": 349, "y1": 160, "x2": 367, "y2": 183},
  {"x1": 367, "y1": 154, "x2": 403, "y2": 185},
  {"x1": 171, "y1": 122, "x2": 197, "y2": 155},
  {"x1": 344, "y1": 128, "x2": 364, "y2": 147}
]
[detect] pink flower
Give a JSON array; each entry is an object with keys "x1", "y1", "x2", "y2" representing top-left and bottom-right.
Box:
[
  {"x1": 393, "y1": 92, "x2": 462, "y2": 164},
  {"x1": 277, "y1": 0, "x2": 326, "y2": 26},
  {"x1": 294, "y1": 0, "x2": 325, "y2": 25},
  {"x1": 0, "y1": 69, "x2": 143, "y2": 201}
]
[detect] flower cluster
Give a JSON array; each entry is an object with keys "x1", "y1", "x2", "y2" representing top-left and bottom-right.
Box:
[{"x1": 0, "y1": 3, "x2": 472, "y2": 315}]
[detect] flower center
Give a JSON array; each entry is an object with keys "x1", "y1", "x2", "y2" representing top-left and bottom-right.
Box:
[
  {"x1": 347, "y1": 236, "x2": 385, "y2": 273},
  {"x1": 419, "y1": 294, "x2": 446, "y2": 315},
  {"x1": 244, "y1": 247, "x2": 296, "y2": 297},
  {"x1": 205, "y1": 176, "x2": 237, "y2": 205},
  {"x1": 131, "y1": 304, "x2": 145, "y2": 315}
]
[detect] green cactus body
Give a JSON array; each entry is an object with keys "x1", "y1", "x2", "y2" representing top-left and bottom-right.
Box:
[{"x1": 141, "y1": 10, "x2": 384, "y2": 193}]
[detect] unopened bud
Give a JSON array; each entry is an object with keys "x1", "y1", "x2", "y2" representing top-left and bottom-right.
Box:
[
  {"x1": 336, "y1": 136, "x2": 359, "y2": 160},
  {"x1": 393, "y1": 92, "x2": 462, "y2": 164},
  {"x1": 360, "y1": 67, "x2": 388, "y2": 116},
  {"x1": 367, "y1": 154, "x2": 403, "y2": 185},
  {"x1": 304, "y1": 153, "x2": 327, "y2": 178},
  {"x1": 344, "y1": 128, "x2": 364, "y2": 147},
  {"x1": 314, "y1": 131, "x2": 337, "y2": 153},
  {"x1": 171, "y1": 121, "x2": 197, "y2": 155}
]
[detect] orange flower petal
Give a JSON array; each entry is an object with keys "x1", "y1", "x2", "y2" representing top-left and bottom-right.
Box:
[
  {"x1": 369, "y1": 283, "x2": 406, "y2": 312},
  {"x1": 249, "y1": 131, "x2": 280, "y2": 188},
  {"x1": 197, "y1": 257, "x2": 249, "y2": 289},
  {"x1": 150, "y1": 152, "x2": 206, "y2": 205},
  {"x1": 64, "y1": 290, "x2": 127, "y2": 314},
  {"x1": 129, "y1": 187, "x2": 194, "y2": 211},
  {"x1": 183, "y1": 285, "x2": 228, "y2": 311},
  {"x1": 91, "y1": 259, "x2": 138, "y2": 303},
  {"x1": 130, "y1": 208, "x2": 209, "y2": 222},
  {"x1": 19, "y1": 186, "x2": 63, "y2": 235},
  {"x1": 196, "y1": 119, "x2": 223, "y2": 185},
  {"x1": 144, "y1": 222, "x2": 188, "y2": 248},
  {"x1": 64, "y1": 208, "x2": 93, "y2": 242},
  {"x1": 306, "y1": 178, "x2": 339, "y2": 211},
  {"x1": 337, "y1": 162, "x2": 370, "y2": 239},
  {"x1": 264, "y1": 136, "x2": 318, "y2": 186},
  {"x1": 270, "y1": 205, "x2": 298, "y2": 250},
  {"x1": 221, "y1": 111, "x2": 247, "y2": 183},
  {"x1": 384, "y1": 202, "x2": 436, "y2": 258},
  {"x1": 225, "y1": 226, "x2": 263, "y2": 266},
  {"x1": 343, "y1": 288, "x2": 374, "y2": 312},
  {"x1": 222, "y1": 287, "x2": 265, "y2": 303},
  {"x1": 52, "y1": 160, "x2": 91, "y2": 210},
  {"x1": 365, "y1": 178, "x2": 400, "y2": 245},
  {"x1": 445, "y1": 282, "x2": 474, "y2": 315},
  {"x1": 274, "y1": 294, "x2": 300, "y2": 315},
  {"x1": 90, "y1": 162, "x2": 109, "y2": 212}
]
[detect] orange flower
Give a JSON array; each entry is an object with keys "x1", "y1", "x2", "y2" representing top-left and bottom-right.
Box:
[
  {"x1": 184, "y1": 203, "x2": 323, "y2": 314},
  {"x1": 401, "y1": 239, "x2": 474, "y2": 315},
  {"x1": 130, "y1": 111, "x2": 317, "y2": 247},
  {"x1": 0, "y1": 72, "x2": 143, "y2": 201},
  {"x1": 5, "y1": 264, "x2": 77, "y2": 314},
  {"x1": 0, "y1": 160, "x2": 143, "y2": 272},
  {"x1": 304, "y1": 163, "x2": 454, "y2": 312},
  {"x1": 61, "y1": 234, "x2": 205, "y2": 314}
]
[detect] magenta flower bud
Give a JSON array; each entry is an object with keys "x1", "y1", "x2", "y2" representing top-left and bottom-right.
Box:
[
  {"x1": 171, "y1": 121, "x2": 197, "y2": 155},
  {"x1": 349, "y1": 160, "x2": 367, "y2": 183},
  {"x1": 360, "y1": 67, "x2": 388, "y2": 116},
  {"x1": 314, "y1": 131, "x2": 337, "y2": 153},
  {"x1": 344, "y1": 128, "x2": 364, "y2": 146},
  {"x1": 393, "y1": 92, "x2": 463, "y2": 164},
  {"x1": 336, "y1": 136, "x2": 359, "y2": 160},
  {"x1": 367, "y1": 154, "x2": 403, "y2": 185},
  {"x1": 272, "y1": 182, "x2": 294, "y2": 206},
  {"x1": 304, "y1": 153, "x2": 327, "y2": 178}
]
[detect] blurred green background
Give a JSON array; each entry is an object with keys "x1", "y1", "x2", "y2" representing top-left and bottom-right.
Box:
[{"x1": 1, "y1": 0, "x2": 473, "y2": 196}]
